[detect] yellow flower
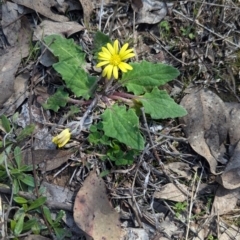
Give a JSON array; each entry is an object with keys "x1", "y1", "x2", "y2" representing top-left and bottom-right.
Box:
[
  {"x1": 52, "y1": 129, "x2": 71, "y2": 148},
  {"x1": 96, "y1": 40, "x2": 135, "y2": 80}
]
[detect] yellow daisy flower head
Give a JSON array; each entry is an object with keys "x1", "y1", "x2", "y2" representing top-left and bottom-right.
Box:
[
  {"x1": 96, "y1": 40, "x2": 135, "y2": 80},
  {"x1": 52, "y1": 128, "x2": 71, "y2": 148}
]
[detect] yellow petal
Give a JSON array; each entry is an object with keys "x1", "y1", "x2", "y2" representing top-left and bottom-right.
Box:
[
  {"x1": 119, "y1": 48, "x2": 134, "y2": 58},
  {"x1": 52, "y1": 129, "x2": 71, "y2": 148},
  {"x1": 119, "y1": 43, "x2": 129, "y2": 55},
  {"x1": 113, "y1": 66, "x2": 119, "y2": 79},
  {"x1": 96, "y1": 61, "x2": 109, "y2": 67},
  {"x1": 107, "y1": 43, "x2": 115, "y2": 55},
  {"x1": 113, "y1": 40, "x2": 119, "y2": 54},
  {"x1": 121, "y1": 52, "x2": 135, "y2": 60},
  {"x1": 103, "y1": 64, "x2": 113, "y2": 79},
  {"x1": 102, "y1": 46, "x2": 111, "y2": 55},
  {"x1": 98, "y1": 52, "x2": 111, "y2": 60},
  {"x1": 118, "y1": 62, "x2": 133, "y2": 72}
]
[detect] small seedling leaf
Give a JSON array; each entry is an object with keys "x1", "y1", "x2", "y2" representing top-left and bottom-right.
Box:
[
  {"x1": 28, "y1": 196, "x2": 47, "y2": 212},
  {"x1": 121, "y1": 61, "x2": 180, "y2": 95},
  {"x1": 43, "y1": 206, "x2": 53, "y2": 225},
  {"x1": 43, "y1": 87, "x2": 69, "y2": 112},
  {"x1": 101, "y1": 105, "x2": 145, "y2": 150},
  {"x1": 137, "y1": 87, "x2": 187, "y2": 119},
  {"x1": 14, "y1": 213, "x2": 25, "y2": 236},
  {"x1": 14, "y1": 146, "x2": 22, "y2": 169},
  {"x1": 1, "y1": 115, "x2": 11, "y2": 133},
  {"x1": 16, "y1": 124, "x2": 35, "y2": 142},
  {"x1": 19, "y1": 174, "x2": 35, "y2": 188},
  {"x1": 14, "y1": 196, "x2": 28, "y2": 204}
]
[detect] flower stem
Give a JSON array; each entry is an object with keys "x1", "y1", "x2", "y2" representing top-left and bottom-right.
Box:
[{"x1": 112, "y1": 91, "x2": 137, "y2": 99}]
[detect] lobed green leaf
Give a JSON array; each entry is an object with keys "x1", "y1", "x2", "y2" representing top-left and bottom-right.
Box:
[
  {"x1": 43, "y1": 87, "x2": 69, "y2": 112},
  {"x1": 137, "y1": 87, "x2": 187, "y2": 119},
  {"x1": 53, "y1": 62, "x2": 96, "y2": 99},
  {"x1": 44, "y1": 34, "x2": 85, "y2": 66},
  {"x1": 121, "y1": 61, "x2": 180, "y2": 95},
  {"x1": 101, "y1": 105, "x2": 145, "y2": 150}
]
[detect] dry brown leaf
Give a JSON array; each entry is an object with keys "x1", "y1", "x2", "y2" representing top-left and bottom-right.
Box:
[
  {"x1": 180, "y1": 88, "x2": 228, "y2": 174},
  {"x1": 0, "y1": 72, "x2": 29, "y2": 116},
  {"x1": 166, "y1": 162, "x2": 192, "y2": 180},
  {"x1": 78, "y1": 0, "x2": 94, "y2": 24},
  {"x1": 212, "y1": 185, "x2": 240, "y2": 215},
  {"x1": 218, "y1": 140, "x2": 240, "y2": 189},
  {"x1": 33, "y1": 20, "x2": 85, "y2": 41},
  {"x1": 0, "y1": 17, "x2": 31, "y2": 106},
  {"x1": 225, "y1": 102, "x2": 240, "y2": 145},
  {"x1": 22, "y1": 149, "x2": 73, "y2": 172},
  {"x1": 136, "y1": 0, "x2": 171, "y2": 24},
  {"x1": 153, "y1": 183, "x2": 188, "y2": 202},
  {"x1": 1, "y1": 2, "x2": 21, "y2": 46},
  {"x1": 12, "y1": 0, "x2": 69, "y2": 22},
  {"x1": 73, "y1": 171, "x2": 121, "y2": 240}
]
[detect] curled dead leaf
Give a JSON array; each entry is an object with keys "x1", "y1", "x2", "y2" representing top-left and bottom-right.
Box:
[{"x1": 180, "y1": 88, "x2": 228, "y2": 174}]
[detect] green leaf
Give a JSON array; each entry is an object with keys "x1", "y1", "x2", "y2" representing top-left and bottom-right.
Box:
[
  {"x1": 19, "y1": 174, "x2": 35, "y2": 187},
  {"x1": 53, "y1": 62, "x2": 96, "y2": 99},
  {"x1": 121, "y1": 61, "x2": 180, "y2": 95},
  {"x1": 22, "y1": 218, "x2": 38, "y2": 231},
  {"x1": 14, "y1": 213, "x2": 25, "y2": 236},
  {"x1": 55, "y1": 210, "x2": 65, "y2": 223},
  {"x1": 13, "y1": 178, "x2": 20, "y2": 194},
  {"x1": 137, "y1": 87, "x2": 187, "y2": 119},
  {"x1": 43, "y1": 206, "x2": 53, "y2": 225},
  {"x1": 93, "y1": 31, "x2": 111, "y2": 55},
  {"x1": 1, "y1": 115, "x2": 11, "y2": 133},
  {"x1": 14, "y1": 146, "x2": 22, "y2": 169},
  {"x1": 44, "y1": 34, "x2": 85, "y2": 66},
  {"x1": 0, "y1": 144, "x2": 12, "y2": 165},
  {"x1": 101, "y1": 105, "x2": 145, "y2": 150},
  {"x1": 27, "y1": 196, "x2": 47, "y2": 212},
  {"x1": 43, "y1": 87, "x2": 69, "y2": 112},
  {"x1": 16, "y1": 124, "x2": 35, "y2": 142},
  {"x1": 69, "y1": 105, "x2": 80, "y2": 116},
  {"x1": 14, "y1": 196, "x2": 28, "y2": 204}
]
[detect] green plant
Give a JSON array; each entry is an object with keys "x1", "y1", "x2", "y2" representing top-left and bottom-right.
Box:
[
  {"x1": 0, "y1": 119, "x2": 35, "y2": 193},
  {"x1": 42, "y1": 33, "x2": 187, "y2": 163},
  {"x1": 10, "y1": 196, "x2": 47, "y2": 237},
  {"x1": 43, "y1": 206, "x2": 71, "y2": 239},
  {"x1": 88, "y1": 122, "x2": 138, "y2": 165},
  {"x1": 173, "y1": 201, "x2": 187, "y2": 218},
  {"x1": 180, "y1": 26, "x2": 195, "y2": 40}
]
